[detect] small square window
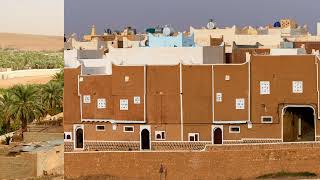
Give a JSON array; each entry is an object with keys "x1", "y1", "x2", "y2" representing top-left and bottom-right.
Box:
[
  {"x1": 188, "y1": 133, "x2": 199, "y2": 141},
  {"x1": 134, "y1": 96, "x2": 141, "y2": 104},
  {"x1": 96, "y1": 125, "x2": 105, "y2": 131},
  {"x1": 83, "y1": 95, "x2": 91, "y2": 104},
  {"x1": 260, "y1": 81, "x2": 270, "y2": 95},
  {"x1": 124, "y1": 75, "x2": 130, "y2": 82},
  {"x1": 64, "y1": 132, "x2": 72, "y2": 141},
  {"x1": 225, "y1": 75, "x2": 230, "y2": 81},
  {"x1": 235, "y1": 98, "x2": 245, "y2": 110},
  {"x1": 79, "y1": 77, "x2": 84, "y2": 82},
  {"x1": 261, "y1": 116, "x2": 273, "y2": 123},
  {"x1": 123, "y1": 126, "x2": 134, "y2": 132},
  {"x1": 216, "y1": 93, "x2": 222, "y2": 102},
  {"x1": 97, "y1": 98, "x2": 106, "y2": 109},
  {"x1": 292, "y1": 81, "x2": 303, "y2": 93},
  {"x1": 155, "y1": 131, "x2": 166, "y2": 140},
  {"x1": 120, "y1": 99, "x2": 128, "y2": 110},
  {"x1": 229, "y1": 126, "x2": 240, "y2": 133},
  {"x1": 112, "y1": 124, "x2": 117, "y2": 130}
]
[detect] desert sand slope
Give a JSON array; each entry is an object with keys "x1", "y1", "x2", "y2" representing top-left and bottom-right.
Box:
[{"x1": 0, "y1": 33, "x2": 63, "y2": 51}]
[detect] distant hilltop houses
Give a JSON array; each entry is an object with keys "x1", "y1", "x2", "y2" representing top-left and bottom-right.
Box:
[{"x1": 64, "y1": 19, "x2": 320, "y2": 152}]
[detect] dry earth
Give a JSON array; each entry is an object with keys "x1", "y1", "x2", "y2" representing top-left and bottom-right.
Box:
[
  {"x1": 0, "y1": 33, "x2": 63, "y2": 51},
  {"x1": 0, "y1": 75, "x2": 53, "y2": 88}
]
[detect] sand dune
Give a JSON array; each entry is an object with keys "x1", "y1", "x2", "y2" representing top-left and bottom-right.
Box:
[{"x1": 0, "y1": 33, "x2": 63, "y2": 51}]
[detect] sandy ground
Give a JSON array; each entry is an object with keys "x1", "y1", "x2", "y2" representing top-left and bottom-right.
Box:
[
  {"x1": 0, "y1": 33, "x2": 63, "y2": 51},
  {"x1": 0, "y1": 75, "x2": 52, "y2": 88}
]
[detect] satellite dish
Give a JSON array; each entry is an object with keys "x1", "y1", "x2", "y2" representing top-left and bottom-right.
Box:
[
  {"x1": 163, "y1": 25, "x2": 175, "y2": 36},
  {"x1": 207, "y1": 19, "x2": 216, "y2": 29},
  {"x1": 274, "y1": 21, "x2": 281, "y2": 28}
]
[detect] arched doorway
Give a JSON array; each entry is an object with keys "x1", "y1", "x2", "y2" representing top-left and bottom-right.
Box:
[
  {"x1": 141, "y1": 129, "x2": 150, "y2": 150},
  {"x1": 282, "y1": 106, "x2": 315, "y2": 142},
  {"x1": 213, "y1": 128, "x2": 222, "y2": 144},
  {"x1": 75, "y1": 128, "x2": 84, "y2": 149}
]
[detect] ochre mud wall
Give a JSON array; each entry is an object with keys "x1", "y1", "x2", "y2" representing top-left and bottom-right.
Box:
[{"x1": 65, "y1": 143, "x2": 320, "y2": 179}]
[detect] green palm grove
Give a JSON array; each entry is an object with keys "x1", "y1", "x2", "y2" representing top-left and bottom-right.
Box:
[
  {"x1": 0, "y1": 49, "x2": 63, "y2": 70},
  {"x1": 0, "y1": 70, "x2": 64, "y2": 136}
]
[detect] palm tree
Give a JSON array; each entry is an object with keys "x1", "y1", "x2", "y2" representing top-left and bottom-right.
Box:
[
  {"x1": 9, "y1": 85, "x2": 45, "y2": 136},
  {"x1": 42, "y1": 82, "x2": 63, "y2": 115},
  {"x1": 0, "y1": 91, "x2": 14, "y2": 133},
  {"x1": 52, "y1": 70, "x2": 64, "y2": 86}
]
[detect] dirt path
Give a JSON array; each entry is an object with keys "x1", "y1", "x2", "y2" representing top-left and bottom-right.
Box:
[{"x1": 0, "y1": 75, "x2": 52, "y2": 88}]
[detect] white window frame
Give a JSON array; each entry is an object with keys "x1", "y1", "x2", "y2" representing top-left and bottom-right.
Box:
[
  {"x1": 235, "y1": 98, "x2": 245, "y2": 110},
  {"x1": 155, "y1": 131, "x2": 166, "y2": 140},
  {"x1": 229, "y1": 126, "x2": 240, "y2": 133},
  {"x1": 188, "y1": 133, "x2": 200, "y2": 142},
  {"x1": 216, "y1": 93, "x2": 222, "y2": 102},
  {"x1": 64, "y1": 132, "x2": 72, "y2": 142},
  {"x1": 83, "y1": 95, "x2": 91, "y2": 104},
  {"x1": 97, "y1": 98, "x2": 106, "y2": 109},
  {"x1": 134, "y1": 96, "x2": 141, "y2": 104},
  {"x1": 120, "y1": 99, "x2": 129, "y2": 111},
  {"x1": 225, "y1": 75, "x2": 230, "y2": 81},
  {"x1": 123, "y1": 126, "x2": 134, "y2": 132},
  {"x1": 73, "y1": 124, "x2": 84, "y2": 150},
  {"x1": 260, "y1": 81, "x2": 270, "y2": 95},
  {"x1": 261, "y1": 116, "x2": 273, "y2": 123},
  {"x1": 96, "y1": 125, "x2": 105, "y2": 131},
  {"x1": 124, "y1": 75, "x2": 130, "y2": 82},
  {"x1": 292, "y1": 81, "x2": 303, "y2": 93}
]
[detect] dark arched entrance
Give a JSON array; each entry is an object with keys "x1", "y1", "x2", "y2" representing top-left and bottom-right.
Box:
[
  {"x1": 213, "y1": 128, "x2": 222, "y2": 144},
  {"x1": 283, "y1": 106, "x2": 315, "y2": 142},
  {"x1": 141, "y1": 129, "x2": 150, "y2": 150},
  {"x1": 75, "y1": 128, "x2": 84, "y2": 148}
]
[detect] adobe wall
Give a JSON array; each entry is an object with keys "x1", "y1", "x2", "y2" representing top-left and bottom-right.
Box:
[
  {"x1": 64, "y1": 143, "x2": 320, "y2": 179},
  {"x1": 232, "y1": 48, "x2": 270, "y2": 63},
  {"x1": 251, "y1": 55, "x2": 318, "y2": 139},
  {"x1": 36, "y1": 144, "x2": 64, "y2": 176},
  {"x1": 64, "y1": 67, "x2": 81, "y2": 126},
  {"x1": 0, "y1": 152, "x2": 37, "y2": 179},
  {"x1": 293, "y1": 41, "x2": 320, "y2": 54},
  {"x1": 213, "y1": 63, "x2": 248, "y2": 121}
]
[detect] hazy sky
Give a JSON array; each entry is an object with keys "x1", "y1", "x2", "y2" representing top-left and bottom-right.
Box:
[
  {"x1": 0, "y1": 0, "x2": 64, "y2": 36},
  {"x1": 65, "y1": 0, "x2": 319, "y2": 35}
]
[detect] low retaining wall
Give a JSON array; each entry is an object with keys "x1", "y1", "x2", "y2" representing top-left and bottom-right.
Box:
[
  {"x1": 64, "y1": 142, "x2": 320, "y2": 179},
  {"x1": 0, "y1": 69, "x2": 60, "y2": 80}
]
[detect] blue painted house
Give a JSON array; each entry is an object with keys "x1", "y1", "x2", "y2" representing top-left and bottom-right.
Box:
[{"x1": 148, "y1": 33, "x2": 195, "y2": 47}]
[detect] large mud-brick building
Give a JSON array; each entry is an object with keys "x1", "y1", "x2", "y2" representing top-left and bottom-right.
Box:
[{"x1": 64, "y1": 55, "x2": 320, "y2": 152}]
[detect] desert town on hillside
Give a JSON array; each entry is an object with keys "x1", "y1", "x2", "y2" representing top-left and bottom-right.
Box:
[{"x1": 63, "y1": 18, "x2": 320, "y2": 152}]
